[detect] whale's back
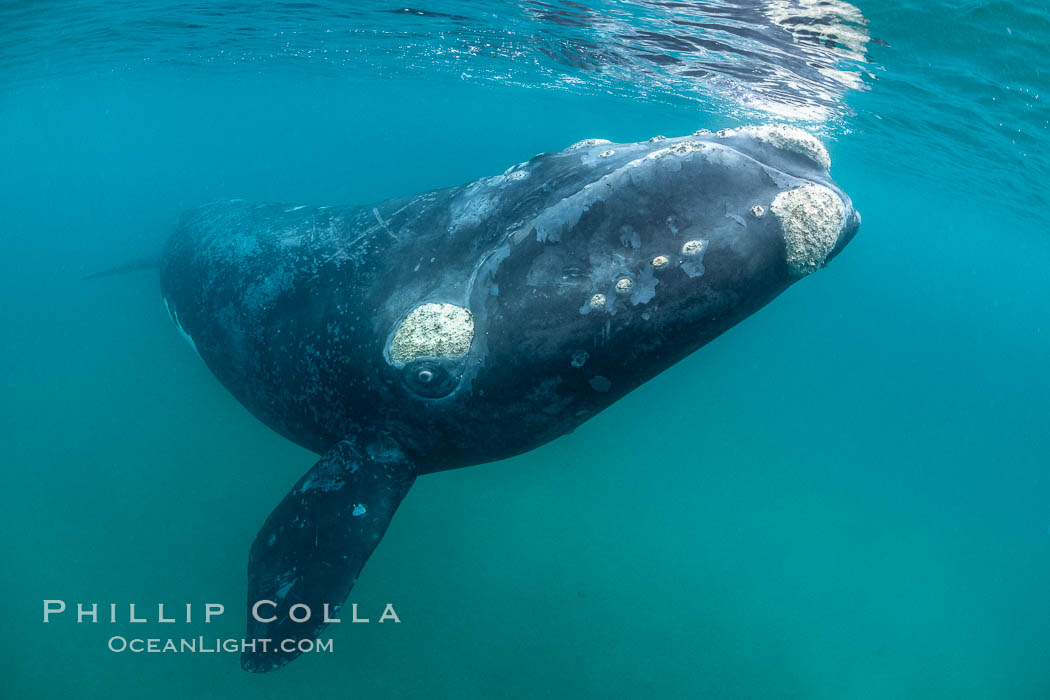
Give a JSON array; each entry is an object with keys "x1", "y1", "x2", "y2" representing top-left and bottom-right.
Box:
[{"x1": 159, "y1": 200, "x2": 382, "y2": 452}]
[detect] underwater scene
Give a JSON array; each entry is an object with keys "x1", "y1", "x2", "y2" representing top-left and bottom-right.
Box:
[{"x1": 2, "y1": 1, "x2": 1049, "y2": 698}]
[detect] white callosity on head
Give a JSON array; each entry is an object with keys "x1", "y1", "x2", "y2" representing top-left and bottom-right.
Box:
[
  {"x1": 668, "y1": 140, "x2": 707, "y2": 156},
  {"x1": 681, "y1": 239, "x2": 705, "y2": 256},
  {"x1": 569, "y1": 138, "x2": 612, "y2": 150},
  {"x1": 740, "y1": 124, "x2": 831, "y2": 171},
  {"x1": 770, "y1": 184, "x2": 846, "y2": 277},
  {"x1": 389, "y1": 302, "x2": 474, "y2": 365}
]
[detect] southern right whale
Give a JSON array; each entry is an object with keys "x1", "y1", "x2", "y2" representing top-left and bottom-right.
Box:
[{"x1": 154, "y1": 124, "x2": 860, "y2": 671}]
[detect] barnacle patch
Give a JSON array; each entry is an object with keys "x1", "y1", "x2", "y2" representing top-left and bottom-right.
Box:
[
  {"x1": 681, "y1": 240, "x2": 705, "y2": 256},
  {"x1": 770, "y1": 184, "x2": 846, "y2": 277},
  {"x1": 740, "y1": 124, "x2": 831, "y2": 170},
  {"x1": 390, "y1": 303, "x2": 474, "y2": 365},
  {"x1": 570, "y1": 138, "x2": 611, "y2": 150}
]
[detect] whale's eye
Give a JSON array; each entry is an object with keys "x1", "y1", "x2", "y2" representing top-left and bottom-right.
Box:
[{"x1": 402, "y1": 359, "x2": 459, "y2": 399}]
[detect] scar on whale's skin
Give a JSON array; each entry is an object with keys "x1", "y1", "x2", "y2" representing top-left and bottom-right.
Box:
[{"x1": 389, "y1": 302, "x2": 474, "y2": 365}]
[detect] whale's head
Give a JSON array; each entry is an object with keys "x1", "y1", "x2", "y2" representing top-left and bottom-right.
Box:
[
  {"x1": 527, "y1": 125, "x2": 861, "y2": 285},
  {"x1": 441, "y1": 125, "x2": 861, "y2": 447},
  {"x1": 373, "y1": 126, "x2": 859, "y2": 463}
]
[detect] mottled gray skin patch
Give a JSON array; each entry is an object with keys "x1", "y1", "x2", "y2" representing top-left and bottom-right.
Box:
[
  {"x1": 158, "y1": 124, "x2": 859, "y2": 673},
  {"x1": 619, "y1": 226, "x2": 642, "y2": 249}
]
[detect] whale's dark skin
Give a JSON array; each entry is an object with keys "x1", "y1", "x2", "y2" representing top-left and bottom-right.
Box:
[{"x1": 158, "y1": 126, "x2": 860, "y2": 672}]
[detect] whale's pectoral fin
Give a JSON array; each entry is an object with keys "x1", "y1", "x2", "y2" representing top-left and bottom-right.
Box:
[{"x1": 241, "y1": 438, "x2": 415, "y2": 673}]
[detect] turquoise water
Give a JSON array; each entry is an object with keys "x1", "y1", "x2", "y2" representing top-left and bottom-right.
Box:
[{"x1": 2, "y1": 1, "x2": 1049, "y2": 697}]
